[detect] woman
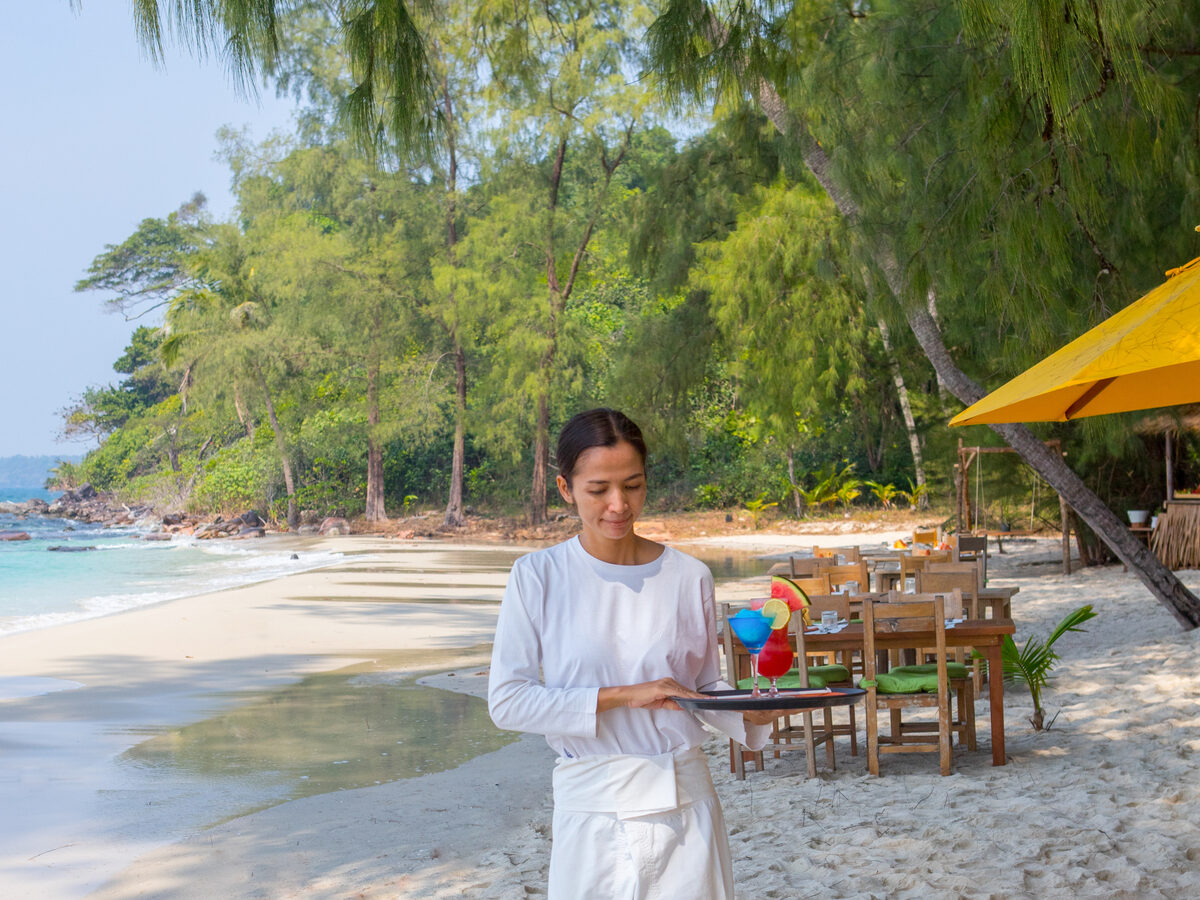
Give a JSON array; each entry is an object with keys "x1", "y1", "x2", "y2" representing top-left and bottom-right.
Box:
[{"x1": 488, "y1": 408, "x2": 776, "y2": 899}]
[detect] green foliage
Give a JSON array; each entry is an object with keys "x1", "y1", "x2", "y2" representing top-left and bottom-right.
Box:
[
  {"x1": 193, "y1": 442, "x2": 280, "y2": 513},
  {"x1": 794, "y1": 461, "x2": 858, "y2": 514},
  {"x1": 864, "y1": 480, "x2": 900, "y2": 509},
  {"x1": 979, "y1": 605, "x2": 1099, "y2": 731},
  {"x1": 694, "y1": 483, "x2": 724, "y2": 509},
  {"x1": 898, "y1": 478, "x2": 930, "y2": 511},
  {"x1": 742, "y1": 491, "x2": 778, "y2": 529}
]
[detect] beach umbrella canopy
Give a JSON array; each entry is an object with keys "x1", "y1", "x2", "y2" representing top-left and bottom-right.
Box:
[{"x1": 950, "y1": 253, "x2": 1200, "y2": 426}]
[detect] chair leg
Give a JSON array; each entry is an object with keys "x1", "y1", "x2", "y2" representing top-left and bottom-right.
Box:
[
  {"x1": 823, "y1": 706, "x2": 836, "y2": 770},
  {"x1": 939, "y1": 691, "x2": 952, "y2": 776},
  {"x1": 847, "y1": 703, "x2": 858, "y2": 756},
  {"x1": 866, "y1": 699, "x2": 880, "y2": 776},
  {"x1": 802, "y1": 711, "x2": 817, "y2": 779},
  {"x1": 965, "y1": 680, "x2": 977, "y2": 751}
]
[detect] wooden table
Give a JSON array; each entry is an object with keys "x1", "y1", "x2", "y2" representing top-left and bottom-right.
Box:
[{"x1": 804, "y1": 619, "x2": 1016, "y2": 766}]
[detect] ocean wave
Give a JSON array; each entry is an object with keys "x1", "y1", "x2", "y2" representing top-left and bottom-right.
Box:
[{"x1": 0, "y1": 545, "x2": 349, "y2": 637}]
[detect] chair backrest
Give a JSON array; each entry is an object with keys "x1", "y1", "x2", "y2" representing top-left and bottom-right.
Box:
[
  {"x1": 913, "y1": 528, "x2": 939, "y2": 546},
  {"x1": 862, "y1": 595, "x2": 949, "y2": 687},
  {"x1": 916, "y1": 571, "x2": 974, "y2": 600},
  {"x1": 789, "y1": 556, "x2": 834, "y2": 578},
  {"x1": 812, "y1": 545, "x2": 861, "y2": 563},
  {"x1": 953, "y1": 535, "x2": 989, "y2": 582},
  {"x1": 924, "y1": 561, "x2": 983, "y2": 591},
  {"x1": 767, "y1": 561, "x2": 792, "y2": 576},
  {"x1": 789, "y1": 573, "x2": 832, "y2": 597},
  {"x1": 804, "y1": 593, "x2": 851, "y2": 622},
  {"x1": 954, "y1": 535, "x2": 987, "y2": 558},
  {"x1": 719, "y1": 602, "x2": 757, "y2": 684},
  {"x1": 824, "y1": 561, "x2": 870, "y2": 592},
  {"x1": 887, "y1": 588, "x2": 964, "y2": 618}
]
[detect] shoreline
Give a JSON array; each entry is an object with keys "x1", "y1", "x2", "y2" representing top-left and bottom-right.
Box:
[{"x1": 4, "y1": 532, "x2": 1198, "y2": 898}]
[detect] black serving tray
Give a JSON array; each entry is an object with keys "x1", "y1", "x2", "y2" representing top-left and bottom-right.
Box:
[{"x1": 671, "y1": 687, "x2": 866, "y2": 711}]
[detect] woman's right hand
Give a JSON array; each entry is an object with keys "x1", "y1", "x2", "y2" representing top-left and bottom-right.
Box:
[{"x1": 597, "y1": 678, "x2": 705, "y2": 713}]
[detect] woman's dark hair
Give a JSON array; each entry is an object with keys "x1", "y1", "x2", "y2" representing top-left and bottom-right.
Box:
[{"x1": 556, "y1": 408, "x2": 647, "y2": 486}]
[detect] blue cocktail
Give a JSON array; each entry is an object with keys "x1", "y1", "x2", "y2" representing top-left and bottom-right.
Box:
[{"x1": 728, "y1": 608, "x2": 774, "y2": 697}]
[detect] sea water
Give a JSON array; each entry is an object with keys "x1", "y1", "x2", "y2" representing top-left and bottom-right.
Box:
[{"x1": 0, "y1": 487, "x2": 342, "y2": 636}]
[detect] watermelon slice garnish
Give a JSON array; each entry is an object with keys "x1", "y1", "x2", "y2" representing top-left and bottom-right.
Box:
[{"x1": 771, "y1": 575, "x2": 809, "y2": 610}]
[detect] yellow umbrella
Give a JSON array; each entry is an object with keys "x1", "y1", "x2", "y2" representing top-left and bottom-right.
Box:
[{"x1": 950, "y1": 253, "x2": 1200, "y2": 426}]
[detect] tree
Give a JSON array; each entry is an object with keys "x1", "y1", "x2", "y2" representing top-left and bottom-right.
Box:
[
  {"x1": 75, "y1": 193, "x2": 208, "y2": 319},
  {"x1": 694, "y1": 178, "x2": 913, "y2": 495},
  {"x1": 462, "y1": 0, "x2": 649, "y2": 523},
  {"x1": 644, "y1": 0, "x2": 1200, "y2": 628},
  {"x1": 161, "y1": 223, "x2": 308, "y2": 526}
]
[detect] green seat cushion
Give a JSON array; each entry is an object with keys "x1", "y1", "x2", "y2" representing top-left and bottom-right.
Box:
[
  {"x1": 737, "y1": 664, "x2": 850, "y2": 691},
  {"x1": 808, "y1": 664, "x2": 851, "y2": 685},
  {"x1": 859, "y1": 662, "x2": 970, "y2": 694}
]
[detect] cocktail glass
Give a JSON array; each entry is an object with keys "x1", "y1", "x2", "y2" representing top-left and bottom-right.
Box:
[
  {"x1": 757, "y1": 629, "x2": 794, "y2": 696},
  {"x1": 728, "y1": 608, "x2": 773, "y2": 698}
]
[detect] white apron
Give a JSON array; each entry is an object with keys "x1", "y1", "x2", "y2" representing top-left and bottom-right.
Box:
[{"x1": 547, "y1": 747, "x2": 734, "y2": 900}]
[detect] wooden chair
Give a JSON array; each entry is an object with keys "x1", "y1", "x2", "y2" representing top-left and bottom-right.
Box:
[
  {"x1": 915, "y1": 573, "x2": 982, "y2": 690},
  {"x1": 824, "y1": 561, "x2": 870, "y2": 594},
  {"x1": 791, "y1": 556, "x2": 835, "y2": 578},
  {"x1": 953, "y1": 535, "x2": 989, "y2": 584},
  {"x1": 812, "y1": 545, "x2": 862, "y2": 563},
  {"x1": 788, "y1": 573, "x2": 833, "y2": 601},
  {"x1": 898, "y1": 552, "x2": 950, "y2": 591},
  {"x1": 917, "y1": 570, "x2": 980, "y2": 614},
  {"x1": 807, "y1": 593, "x2": 865, "y2": 686},
  {"x1": 912, "y1": 528, "x2": 939, "y2": 547},
  {"x1": 861, "y1": 595, "x2": 977, "y2": 776},
  {"x1": 720, "y1": 602, "x2": 838, "y2": 778},
  {"x1": 924, "y1": 560, "x2": 983, "y2": 591}
]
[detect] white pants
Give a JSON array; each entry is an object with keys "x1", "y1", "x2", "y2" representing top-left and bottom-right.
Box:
[{"x1": 547, "y1": 748, "x2": 734, "y2": 900}]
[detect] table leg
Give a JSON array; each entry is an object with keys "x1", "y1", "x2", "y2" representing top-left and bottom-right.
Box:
[{"x1": 985, "y1": 641, "x2": 1006, "y2": 765}]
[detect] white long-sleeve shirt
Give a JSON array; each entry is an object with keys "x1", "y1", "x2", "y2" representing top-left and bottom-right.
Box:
[{"x1": 488, "y1": 536, "x2": 770, "y2": 758}]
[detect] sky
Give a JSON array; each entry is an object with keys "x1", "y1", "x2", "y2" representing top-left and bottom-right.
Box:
[{"x1": 0, "y1": 3, "x2": 297, "y2": 458}]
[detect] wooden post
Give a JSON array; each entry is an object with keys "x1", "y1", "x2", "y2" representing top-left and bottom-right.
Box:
[
  {"x1": 1059, "y1": 493, "x2": 1072, "y2": 576},
  {"x1": 955, "y1": 439, "x2": 964, "y2": 534},
  {"x1": 1166, "y1": 431, "x2": 1174, "y2": 501}
]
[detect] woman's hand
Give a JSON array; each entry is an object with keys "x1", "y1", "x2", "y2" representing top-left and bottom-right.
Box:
[
  {"x1": 742, "y1": 709, "x2": 782, "y2": 727},
  {"x1": 597, "y1": 678, "x2": 705, "y2": 713}
]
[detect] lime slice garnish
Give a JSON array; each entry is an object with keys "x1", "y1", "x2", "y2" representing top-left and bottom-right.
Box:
[{"x1": 761, "y1": 598, "x2": 791, "y2": 630}]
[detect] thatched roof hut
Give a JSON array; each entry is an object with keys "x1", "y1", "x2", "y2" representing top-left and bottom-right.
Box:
[{"x1": 1137, "y1": 406, "x2": 1200, "y2": 567}]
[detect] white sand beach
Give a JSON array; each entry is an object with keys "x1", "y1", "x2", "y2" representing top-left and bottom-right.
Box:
[{"x1": 2, "y1": 532, "x2": 1199, "y2": 898}]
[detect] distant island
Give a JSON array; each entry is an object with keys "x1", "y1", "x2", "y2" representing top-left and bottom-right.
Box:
[{"x1": 0, "y1": 454, "x2": 81, "y2": 490}]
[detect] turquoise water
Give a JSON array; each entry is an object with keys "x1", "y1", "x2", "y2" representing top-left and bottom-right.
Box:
[{"x1": 0, "y1": 487, "x2": 341, "y2": 636}]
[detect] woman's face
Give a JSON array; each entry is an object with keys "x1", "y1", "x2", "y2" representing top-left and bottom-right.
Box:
[{"x1": 557, "y1": 440, "x2": 647, "y2": 544}]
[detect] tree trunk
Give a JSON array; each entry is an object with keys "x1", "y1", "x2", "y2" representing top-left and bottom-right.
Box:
[
  {"x1": 531, "y1": 392, "x2": 549, "y2": 525},
  {"x1": 443, "y1": 340, "x2": 468, "y2": 528},
  {"x1": 233, "y1": 383, "x2": 254, "y2": 439},
  {"x1": 364, "y1": 349, "x2": 387, "y2": 523},
  {"x1": 752, "y1": 78, "x2": 1200, "y2": 629},
  {"x1": 441, "y1": 76, "x2": 468, "y2": 530},
  {"x1": 926, "y1": 288, "x2": 949, "y2": 402},
  {"x1": 257, "y1": 369, "x2": 298, "y2": 529},
  {"x1": 876, "y1": 316, "x2": 928, "y2": 506},
  {"x1": 788, "y1": 447, "x2": 801, "y2": 516}
]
